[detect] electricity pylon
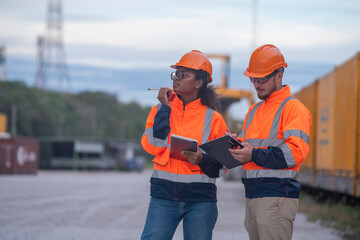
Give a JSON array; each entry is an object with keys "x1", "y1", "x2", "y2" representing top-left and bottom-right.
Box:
[{"x1": 34, "y1": 0, "x2": 70, "y2": 90}]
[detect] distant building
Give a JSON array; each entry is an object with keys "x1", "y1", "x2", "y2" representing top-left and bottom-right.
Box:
[{"x1": 40, "y1": 137, "x2": 144, "y2": 171}]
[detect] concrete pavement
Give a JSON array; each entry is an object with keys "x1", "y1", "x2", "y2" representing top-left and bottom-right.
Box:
[{"x1": 0, "y1": 170, "x2": 340, "y2": 240}]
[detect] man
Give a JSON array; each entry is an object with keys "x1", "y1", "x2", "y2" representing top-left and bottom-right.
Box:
[{"x1": 228, "y1": 44, "x2": 311, "y2": 240}]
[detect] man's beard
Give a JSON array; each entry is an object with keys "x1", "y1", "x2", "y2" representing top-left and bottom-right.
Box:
[{"x1": 256, "y1": 83, "x2": 277, "y2": 100}]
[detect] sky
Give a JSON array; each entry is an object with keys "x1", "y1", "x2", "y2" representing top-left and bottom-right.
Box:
[{"x1": 0, "y1": 0, "x2": 360, "y2": 120}]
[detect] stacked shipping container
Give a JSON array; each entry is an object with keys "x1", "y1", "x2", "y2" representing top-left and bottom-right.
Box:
[{"x1": 295, "y1": 53, "x2": 360, "y2": 198}]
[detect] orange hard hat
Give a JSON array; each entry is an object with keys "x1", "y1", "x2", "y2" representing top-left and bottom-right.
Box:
[
  {"x1": 171, "y1": 50, "x2": 213, "y2": 82},
  {"x1": 243, "y1": 44, "x2": 288, "y2": 78}
]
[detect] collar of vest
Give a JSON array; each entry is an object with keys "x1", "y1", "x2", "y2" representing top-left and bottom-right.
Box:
[
  {"x1": 172, "y1": 94, "x2": 203, "y2": 110},
  {"x1": 265, "y1": 85, "x2": 291, "y2": 104}
]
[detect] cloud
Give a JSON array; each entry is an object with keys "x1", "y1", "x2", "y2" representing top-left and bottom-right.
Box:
[
  {"x1": 259, "y1": 22, "x2": 360, "y2": 48},
  {"x1": 64, "y1": 13, "x2": 250, "y2": 51},
  {"x1": 68, "y1": 57, "x2": 169, "y2": 70},
  {"x1": 1, "y1": 0, "x2": 359, "y2": 73}
]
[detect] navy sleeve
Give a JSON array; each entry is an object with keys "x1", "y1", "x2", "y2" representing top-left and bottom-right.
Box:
[
  {"x1": 198, "y1": 153, "x2": 223, "y2": 178},
  {"x1": 252, "y1": 146, "x2": 288, "y2": 169},
  {"x1": 153, "y1": 105, "x2": 171, "y2": 140}
]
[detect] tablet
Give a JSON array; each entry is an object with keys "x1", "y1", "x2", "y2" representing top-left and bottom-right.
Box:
[
  {"x1": 170, "y1": 134, "x2": 198, "y2": 161},
  {"x1": 199, "y1": 135, "x2": 244, "y2": 169}
]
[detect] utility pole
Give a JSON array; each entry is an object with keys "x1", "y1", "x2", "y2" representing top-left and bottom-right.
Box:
[
  {"x1": 11, "y1": 98, "x2": 48, "y2": 137},
  {"x1": 0, "y1": 45, "x2": 6, "y2": 81},
  {"x1": 34, "y1": 36, "x2": 45, "y2": 87},
  {"x1": 252, "y1": 0, "x2": 258, "y2": 50},
  {"x1": 34, "y1": 0, "x2": 70, "y2": 90},
  {"x1": 11, "y1": 104, "x2": 17, "y2": 136}
]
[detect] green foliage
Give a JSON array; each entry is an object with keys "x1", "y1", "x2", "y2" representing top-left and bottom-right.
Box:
[
  {"x1": 0, "y1": 81, "x2": 151, "y2": 140},
  {"x1": 299, "y1": 192, "x2": 360, "y2": 239}
]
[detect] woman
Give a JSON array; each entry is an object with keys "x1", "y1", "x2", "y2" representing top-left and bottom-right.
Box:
[{"x1": 141, "y1": 50, "x2": 228, "y2": 240}]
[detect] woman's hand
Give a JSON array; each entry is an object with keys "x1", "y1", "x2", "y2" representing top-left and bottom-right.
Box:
[
  {"x1": 223, "y1": 132, "x2": 238, "y2": 138},
  {"x1": 157, "y1": 87, "x2": 172, "y2": 107},
  {"x1": 182, "y1": 147, "x2": 203, "y2": 165}
]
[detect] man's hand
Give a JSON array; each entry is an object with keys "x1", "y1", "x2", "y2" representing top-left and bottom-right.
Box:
[
  {"x1": 182, "y1": 147, "x2": 203, "y2": 165},
  {"x1": 228, "y1": 142, "x2": 253, "y2": 164}
]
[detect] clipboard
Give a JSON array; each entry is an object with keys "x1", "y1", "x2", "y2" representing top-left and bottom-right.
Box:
[
  {"x1": 199, "y1": 135, "x2": 244, "y2": 169},
  {"x1": 170, "y1": 134, "x2": 198, "y2": 161}
]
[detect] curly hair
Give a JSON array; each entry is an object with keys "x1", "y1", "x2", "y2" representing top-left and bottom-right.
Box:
[{"x1": 194, "y1": 70, "x2": 221, "y2": 112}]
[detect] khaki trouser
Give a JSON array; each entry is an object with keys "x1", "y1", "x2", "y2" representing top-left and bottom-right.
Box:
[{"x1": 245, "y1": 197, "x2": 299, "y2": 240}]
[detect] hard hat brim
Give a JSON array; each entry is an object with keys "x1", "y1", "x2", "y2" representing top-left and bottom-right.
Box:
[{"x1": 243, "y1": 62, "x2": 288, "y2": 78}]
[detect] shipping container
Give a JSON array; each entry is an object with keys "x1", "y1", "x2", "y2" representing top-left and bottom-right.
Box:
[
  {"x1": 295, "y1": 80, "x2": 318, "y2": 186},
  {"x1": 316, "y1": 70, "x2": 337, "y2": 172},
  {"x1": 314, "y1": 70, "x2": 337, "y2": 191},
  {"x1": 295, "y1": 53, "x2": 360, "y2": 198},
  {"x1": 0, "y1": 137, "x2": 39, "y2": 174},
  {"x1": 334, "y1": 54, "x2": 359, "y2": 177},
  {"x1": 0, "y1": 138, "x2": 12, "y2": 173},
  {"x1": 332, "y1": 54, "x2": 360, "y2": 196},
  {"x1": 0, "y1": 113, "x2": 6, "y2": 132}
]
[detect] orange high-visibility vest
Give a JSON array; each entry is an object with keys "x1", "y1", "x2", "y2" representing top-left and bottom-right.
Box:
[
  {"x1": 238, "y1": 85, "x2": 311, "y2": 198},
  {"x1": 141, "y1": 95, "x2": 227, "y2": 202}
]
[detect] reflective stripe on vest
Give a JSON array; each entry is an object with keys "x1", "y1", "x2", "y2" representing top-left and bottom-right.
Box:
[
  {"x1": 142, "y1": 104, "x2": 171, "y2": 149},
  {"x1": 149, "y1": 105, "x2": 218, "y2": 178},
  {"x1": 242, "y1": 168, "x2": 299, "y2": 180},
  {"x1": 144, "y1": 105, "x2": 215, "y2": 150},
  {"x1": 243, "y1": 96, "x2": 309, "y2": 172},
  {"x1": 143, "y1": 127, "x2": 168, "y2": 148},
  {"x1": 152, "y1": 169, "x2": 216, "y2": 184}
]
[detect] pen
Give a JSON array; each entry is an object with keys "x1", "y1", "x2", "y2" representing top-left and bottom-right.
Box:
[{"x1": 148, "y1": 88, "x2": 176, "y2": 102}]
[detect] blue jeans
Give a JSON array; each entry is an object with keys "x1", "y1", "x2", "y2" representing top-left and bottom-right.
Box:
[{"x1": 141, "y1": 197, "x2": 218, "y2": 240}]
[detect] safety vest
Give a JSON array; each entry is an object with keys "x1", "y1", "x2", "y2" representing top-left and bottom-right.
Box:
[
  {"x1": 141, "y1": 95, "x2": 227, "y2": 202},
  {"x1": 239, "y1": 85, "x2": 311, "y2": 198}
]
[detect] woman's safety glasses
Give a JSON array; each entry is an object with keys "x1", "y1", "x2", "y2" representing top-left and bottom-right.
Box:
[{"x1": 171, "y1": 71, "x2": 194, "y2": 81}]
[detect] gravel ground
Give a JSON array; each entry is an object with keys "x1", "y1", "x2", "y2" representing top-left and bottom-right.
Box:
[{"x1": 0, "y1": 170, "x2": 341, "y2": 240}]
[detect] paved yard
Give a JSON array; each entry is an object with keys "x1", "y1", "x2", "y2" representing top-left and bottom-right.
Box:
[{"x1": 0, "y1": 170, "x2": 340, "y2": 240}]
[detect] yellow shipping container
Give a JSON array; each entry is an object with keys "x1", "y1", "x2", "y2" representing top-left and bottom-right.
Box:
[
  {"x1": 295, "y1": 81, "x2": 318, "y2": 169},
  {"x1": 333, "y1": 54, "x2": 360, "y2": 177},
  {"x1": 316, "y1": 70, "x2": 337, "y2": 172},
  {"x1": 315, "y1": 53, "x2": 360, "y2": 196},
  {"x1": 0, "y1": 114, "x2": 7, "y2": 133},
  {"x1": 295, "y1": 81, "x2": 318, "y2": 186},
  {"x1": 292, "y1": 53, "x2": 360, "y2": 198}
]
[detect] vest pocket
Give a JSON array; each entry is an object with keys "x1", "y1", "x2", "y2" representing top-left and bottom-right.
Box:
[{"x1": 152, "y1": 150, "x2": 170, "y2": 166}]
